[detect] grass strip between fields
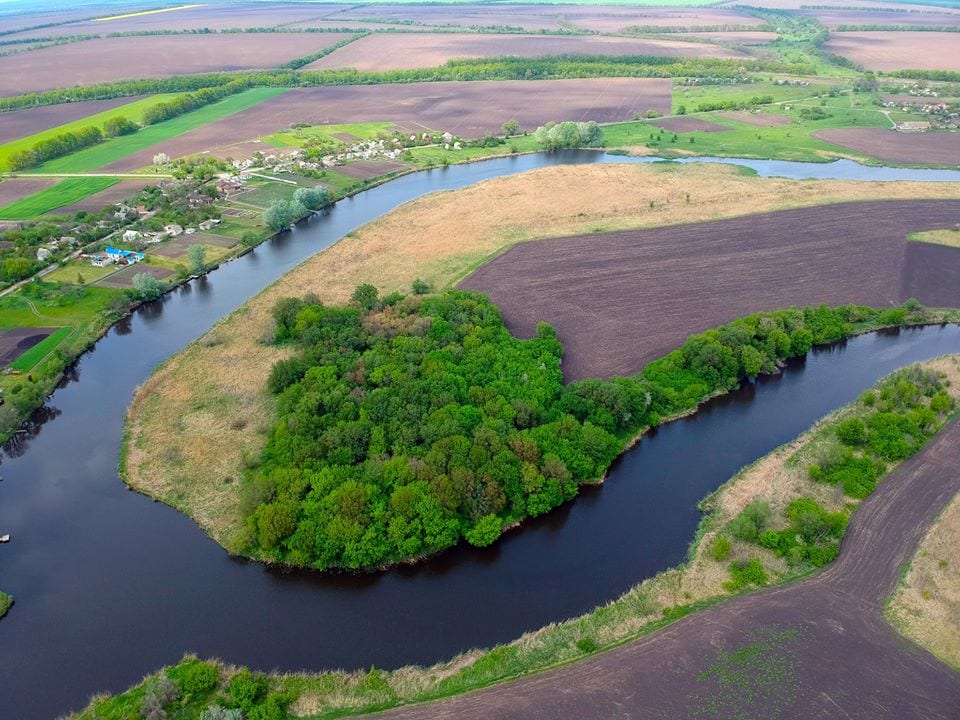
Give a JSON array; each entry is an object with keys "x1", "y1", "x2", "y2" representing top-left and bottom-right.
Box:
[
  {"x1": 9, "y1": 326, "x2": 73, "y2": 371},
  {"x1": 0, "y1": 176, "x2": 119, "y2": 219},
  {"x1": 31, "y1": 87, "x2": 288, "y2": 174}
]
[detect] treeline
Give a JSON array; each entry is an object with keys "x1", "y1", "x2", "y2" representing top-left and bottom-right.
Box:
[
  {"x1": 141, "y1": 80, "x2": 249, "y2": 125},
  {"x1": 0, "y1": 55, "x2": 812, "y2": 113},
  {"x1": 889, "y1": 69, "x2": 960, "y2": 82},
  {"x1": 534, "y1": 120, "x2": 603, "y2": 150},
  {"x1": 691, "y1": 94, "x2": 774, "y2": 112},
  {"x1": 7, "y1": 126, "x2": 103, "y2": 170},
  {"x1": 242, "y1": 290, "x2": 920, "y2": 571},
  {"x1": 280, "y1": 33, "x2": 368, "y2": 71},
  {"x1": 623, "y1": 23, "x2": 774, "y2": 33}
]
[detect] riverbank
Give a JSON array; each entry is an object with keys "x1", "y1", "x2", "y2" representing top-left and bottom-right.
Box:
[
  {"x1": 0, "y1": 591, "x2": 11, "y2": 619},
  {"x1": 78, "y1": 354, "x2": 960, "y2": 719},
  {"x1": 121, "y1": 163, "x2": 960, "y2": 556}
]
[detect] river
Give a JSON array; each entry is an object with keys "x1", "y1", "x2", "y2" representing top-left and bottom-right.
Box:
[{"x1": 1, "y1": 151, "x2": 960, "y2": 719}]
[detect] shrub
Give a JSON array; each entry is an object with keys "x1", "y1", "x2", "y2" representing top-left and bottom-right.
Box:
[
  {"x1": 576, "y1": 637, "x2": 599, "y2": 653},
  {"x1": 179, "y1": 660, "x2": 219, "y2": 695},
  {"x1": 411, "y1": 278, "x2": 430, "y2": 295},
  {"x1": 836, "y1": 417, "x2": 867, "y2": 446},
  {"x1": 726, "y1": 501, "x2": 772, "y2": 543},
  {"x1": 141, "y1": 675, "x2": 179, "y2": 720},
  {"x1": 709, "y1": 534, "x2": 732, "y2": 561},
  {"x1": 229, "y1": 669, "x2": 268, "y2": 709},
  {"x1": 350, "y1": 283, "x2": 378, "y2": 311},
  {"x1": 723, "y1": 557, "x2": 768, "y2": 591}
]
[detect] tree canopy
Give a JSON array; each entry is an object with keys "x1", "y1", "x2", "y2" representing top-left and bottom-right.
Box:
[{"x1": 241, "y1": 289, "x2": 900, "y2": 571}]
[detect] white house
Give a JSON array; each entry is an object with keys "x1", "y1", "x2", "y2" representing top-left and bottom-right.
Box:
[
  {"x1": 164, "y1": 224, "x2": 184, "y2": 237},
  {"x1": 36, "y1": 247, "x2": 51, "y2": 261},
  {"x1": 122, "y1": 230, "x2": 142, "y2": 243},
  {"x1": 199, "y1": 218, "x2": 221, "y2": 231}
]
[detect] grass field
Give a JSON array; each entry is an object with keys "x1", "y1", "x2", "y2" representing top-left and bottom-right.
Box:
[
  {"x1": 672, "y1": 80, "x2": 831, "y2": 114},
  {"x1": 9, "y1": 326, "x2": 72, "y2": 371},
  {"x1": 44, "y1": 260, "x2": 120, "y2": 285},
  {"x1": 605, "y1": 95, "x2": 895, "y2": 163},
  {"x1": 0, "y1": 94, "x2": 182, "y2": 171},
  {"x1": 0, "y1": 284, "x2": 119, "y2": 328},
  {"x1": 267, "y1": 121, "x2": 398, "y2": 148},
  {"x1": 0, "y1": 177, "x2": 119, "y2": 219},
  {"x1": 32, "y1": 88, "x2": 288, "y2": 174}
]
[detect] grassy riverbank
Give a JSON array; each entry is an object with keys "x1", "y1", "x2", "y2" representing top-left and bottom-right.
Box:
[
  {"x1": 78, "y1": 354, "x2": 960, "y2": 719},
  {"x1": 0, "y1": 591, "x2": 11, "y2": 619}
]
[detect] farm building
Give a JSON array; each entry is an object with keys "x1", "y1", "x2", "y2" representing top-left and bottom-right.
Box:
[
  {"x1": 122, "y1": 230, "x2": 142, "y2": 243},
  {"x1": 91, "y1": 246, "x2": 144, "y2": 267},
  {"x1": 164, "y1": 224, "x2": 184, "y2": 237}
]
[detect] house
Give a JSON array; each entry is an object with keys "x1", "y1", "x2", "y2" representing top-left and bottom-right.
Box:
[
  {"x1": 90, "y1": 253, "x2": 114, "y2": 267},
  {"x1": 122, "y1": 230, "x2": 143, "y2": 243},
  {"x1": 103, "y1": 246, "x2": 144, "y2": 265},
  {"x1": 897, "y1": 121, "x2": 931, "y2": 133},
  {"x1": 184, "y1": 227, "x2": 196, "y2": 235},
  {"x1": 164, "y1": 224, "x2": 183, "y2": 237},
  {"x1": 36, "y1": 247, "x2": 51, "y2": 261},
  {"x1": 60, "y1": 236, "x2": 77, "y2": 247},
  {"x1": 198, "y1": 218, "x2": 221, "y2": 231}
]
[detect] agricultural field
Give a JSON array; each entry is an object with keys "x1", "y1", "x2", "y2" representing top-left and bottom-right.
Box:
[
  {"x1": 461, "y1": 198, "x2": 960, "y2": 378},
  {"x1": 800, "y1": 8, "x2": 960, "y2": 28},
  {"x1": 0, "y1": 178, "x2": 58, "y2": 208},
  {"x1": 0, "y1": 33, "x2": 354, "y2": 95},
  {"x1": 823, "y1": 31, "x2": 960, "y2": 72},
  {"x1": 0, "y1": 177, "x2": 119, "y2": 220},
  {"x1": 813, "y1": 128, "x2": 960, "y2": 165},
  {"x1": 32, "y1": 87, "x2": 287, "y2": 173},
  {"x1": 0, "y1": 96, "x2": 144, "y2": 145},
  {"x1": 308, "y1": 33, "x2": 747, "y2": 72},
  {"x1": 100, "y1": 78, "x2": 672, "y2": 169},
  {"x1": 0, "y1": 94, "x2": 181, "y2": 170},
  {"x1": 44, "y1": 178, "x2": 159, "y2": 215}
]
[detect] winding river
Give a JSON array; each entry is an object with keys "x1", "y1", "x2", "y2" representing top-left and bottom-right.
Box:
[{"x1": 2, "y1": 151, "x2": 960, "y2": 719}]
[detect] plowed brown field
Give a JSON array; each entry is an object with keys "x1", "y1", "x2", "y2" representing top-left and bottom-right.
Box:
[
  {"x1": 460, "y1": 200, "x2": 960, "y2": 379},
  {"x1": 99, "y1": 78, "x2": 671, "y2": 170},
  {"x1": 307, "y1": 33, "x2": 745, "y2": 72},
  {"x1": 822, "y1": 31, "x2": 960, "y2": 72},
  {"x1": 0, "y1": 33, "x2": 353, "y2": 95},
  {"x1": 814, "y1": 129, "x2": 960, "y2": 165}
]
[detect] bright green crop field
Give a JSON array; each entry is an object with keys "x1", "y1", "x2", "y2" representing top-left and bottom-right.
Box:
[
  {"x1": 0, "y1": 176, "x2": 119, "y2": 219},
  {"x1": 32, "y1": 88, "x2": 288, "y2": 174},
  {"x1": 0, "y1": 94, "x2": 182, "y2": 171}
]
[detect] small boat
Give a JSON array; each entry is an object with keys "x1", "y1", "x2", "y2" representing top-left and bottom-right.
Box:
[{"x1": 0, "y1": 535, "x2": 9, "y2": 543}]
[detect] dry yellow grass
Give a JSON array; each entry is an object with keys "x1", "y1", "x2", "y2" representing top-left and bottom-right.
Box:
[
  {"x1": 122, "y1": 162, "x2": 960, "y2": 548},
  {"x1": 888, "y1": 359, "x2": 960, "y2": 671}
]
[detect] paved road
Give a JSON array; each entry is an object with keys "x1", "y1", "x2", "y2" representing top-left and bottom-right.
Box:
[{"x1": 376, "y1": 421, "x2": 960, "y2": 719}]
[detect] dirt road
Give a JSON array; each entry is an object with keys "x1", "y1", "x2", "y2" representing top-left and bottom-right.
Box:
[{"x1": 375, "y1": 420, "x2": 960, "y2": 719}]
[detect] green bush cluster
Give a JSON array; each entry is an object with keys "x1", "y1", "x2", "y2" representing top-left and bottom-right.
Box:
[
  {"x1": 7, "y1": 125, "x2": 102, "y2": 170},
  {"x1": 723, "y1": 557, "x2": 768, "y2": 591},
  {"x1": 759, "y1": 498, "x2": 846, "y2": 567},
  {"x1": 142, "y1": 80, "x2": 249, "y2": 125},
  {"x1": 244, "y1": 292, "x2": 900, "y2": 570}
]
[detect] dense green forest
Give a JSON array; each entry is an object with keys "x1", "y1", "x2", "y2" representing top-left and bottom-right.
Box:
[{"x1": 241, "y1": 288, "x2": 916, "y2": 570}]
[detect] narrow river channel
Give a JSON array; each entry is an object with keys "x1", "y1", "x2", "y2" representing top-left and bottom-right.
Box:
[{"x1": 1, "y1": 151, "x2": 960, "y2": 719}]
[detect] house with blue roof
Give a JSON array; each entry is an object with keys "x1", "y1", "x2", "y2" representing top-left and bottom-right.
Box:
[{"x1": 90, "y1": 246, "x2": 145, "y2": 267}]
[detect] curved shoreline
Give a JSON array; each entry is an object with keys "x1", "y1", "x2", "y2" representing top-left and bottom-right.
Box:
[{"x1": 77, "y1": 354, "x2": 960, "y2": 719}]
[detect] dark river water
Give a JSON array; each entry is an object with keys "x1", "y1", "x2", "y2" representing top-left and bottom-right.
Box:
[{"x1": 2, "y1": 151, "x2": 960, "y2": 719}]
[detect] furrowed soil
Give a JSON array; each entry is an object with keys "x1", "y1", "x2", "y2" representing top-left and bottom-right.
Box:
[
  {"x1": 374, "y1": 413, "x2": 960, "y2": 719},
  {"x1": 0, "y1": 33, "x2": 354, "y2": 95},
  {"x1": 822, "y1": 31, "x2": 960, "y2": 72},
  {"x1": 123, "y1": 162, "x2": 960, "y2": 547},
  {"x1": 813, "y1": 129, "x2": 960, "y2": 166},
  {"x1": 307, "y1": 33, "x2": 745, "y2": 72},
  {"x1": 99, "y1": 79, "x2": 672, "y2": 170},
  {"x1": 462, "y1": 198, "x2": 960, "y2": 379}
]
